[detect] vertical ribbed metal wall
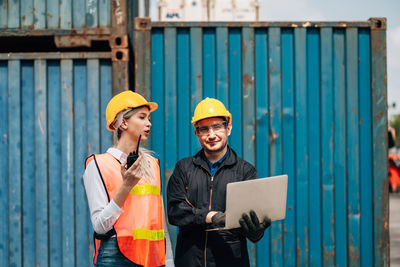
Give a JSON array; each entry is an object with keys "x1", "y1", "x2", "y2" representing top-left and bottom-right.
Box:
[
  {"x1": 0, "y1": 0, "x2": 111, "y2": 29},
  {"x1": 135, "y1": 18, "x2": 388, "y2": 266},
  {"x1": 0, "y1": 54, "x2": 112, "y2": 267}
]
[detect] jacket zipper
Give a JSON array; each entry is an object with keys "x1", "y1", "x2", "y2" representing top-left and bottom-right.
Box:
[{"x1": 204, "y1": 175, "x2": 214, "y2": 267}]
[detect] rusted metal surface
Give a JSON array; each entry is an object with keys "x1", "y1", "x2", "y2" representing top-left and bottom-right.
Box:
[
  {"x1": 112, "y1": 60, "x2": 129, "y2": 94},
  {"x1": 111, "y1": 0, "x2": 129, "y2": 94},
  {"x1": 111, "y1": 48, "x2": 129, "y2": 62},
  {"x1": 370, "y1": 17, "x2": 387, "y2": 30},
  {"x1": 112, "y1": 0, "x2": 128, "y2": 35},
  {"x1": 109, "y1": 34, "x2": 129, "y2": 48},
  {"x1": 12, "y1": 0, "x2": 131, "y2": 94},
  {"x1": 54, "y1": 35, "x2": 110, "y2": 48},
  {"x1": 0, "y1": 29, "x2": 73, "y2": 36},
  {"x1": 134, "y1": 17, "x2": 151, "y2": 95},
  {"x1": 135, "y1": 17, "x2": 152, "y2": 31},
  {"x1": 0, "y1": 52, "x2": 112, "y2": 60},
  {"x1": 0, "y1": 27, "x2": 113, "y2": 37},
  {"x1": 149, "y1": 18, "x2": 385, "y2": 29},
  {"x1": 133, "y1": 17, "x2": 152, "y2": 99},
  {"x1": 1, "y1": 0, "x2": 132, "y2": 94},
  {"x1": 370, "y1": 17, "x2": 389, "y2": 267}
]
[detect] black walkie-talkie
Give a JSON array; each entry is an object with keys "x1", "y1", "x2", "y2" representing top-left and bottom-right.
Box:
[{"x1": 126, "y1": 135, "x2": 141, "y2": 169}]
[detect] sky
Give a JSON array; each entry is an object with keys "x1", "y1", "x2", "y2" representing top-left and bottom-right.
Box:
[{"x1": 150, "y1": 0, "x2": 400, "y2": 119}]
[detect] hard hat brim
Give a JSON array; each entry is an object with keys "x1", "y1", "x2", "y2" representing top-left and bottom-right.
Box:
[
  {"x1": 135, "y1": 102, "x2": 158, "y2": 113},
  {"x1": 144, "y1": 102, "x2": 158, "y2": 112},
  {"x1": 192, "y1": 115, "x2": 231, "y2": 126}
]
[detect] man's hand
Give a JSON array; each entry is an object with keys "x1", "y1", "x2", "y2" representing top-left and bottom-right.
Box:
[
  {"x1": 211, "y1": 212, "x2": 226, "y2": 227},
  {"x1": 239, "y1": 210, "x2": 271, "y2": 243}
]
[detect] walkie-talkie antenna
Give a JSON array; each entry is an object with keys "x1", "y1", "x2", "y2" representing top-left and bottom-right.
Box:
[{"x1": 136, "y1": 135, "x2": 141, "y2": 154}]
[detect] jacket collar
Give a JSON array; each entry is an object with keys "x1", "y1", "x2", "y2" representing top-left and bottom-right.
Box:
[{"x1": 193, "y1": 145, "x2": 237, "y2": 171}]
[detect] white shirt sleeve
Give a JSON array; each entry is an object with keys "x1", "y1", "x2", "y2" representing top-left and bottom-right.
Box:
[{"x1": 83, "y1": 159, "x2": 123, "y2": 234}]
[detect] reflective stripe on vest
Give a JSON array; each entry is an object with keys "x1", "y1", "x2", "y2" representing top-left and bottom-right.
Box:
[
  {"x1": 130, "y1": 184, "x2": 161, "y2": 195},
  {"x1": 86, "y1": 153, "x2": 165, "y2": 267},
  {"x1": 133, "y1": 228, "x2": 165, "y2": 241}
]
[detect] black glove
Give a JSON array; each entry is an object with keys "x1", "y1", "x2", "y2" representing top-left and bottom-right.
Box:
[
  {"x1": 211, "y1": 212, "x2": 226, "y2": 227},
  {"x1": 239, "y1": 210, "x2": 271, "y2": 243}
]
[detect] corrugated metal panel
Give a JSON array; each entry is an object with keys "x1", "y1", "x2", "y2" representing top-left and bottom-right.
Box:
[
  {"x1": 0, "y1": 0, "x2": 111, "y2": 30},
  {"x1": 135, "y1": 18, "x2": 388, "y2": 266},
  {"x1": 0, "y1": 54, "x2": 112, "y2": 267}
]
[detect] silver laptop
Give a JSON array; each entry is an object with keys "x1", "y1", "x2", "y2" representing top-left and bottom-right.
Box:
[{"x1": 224, "y1": 175, "x2": 288, "y2": 229}]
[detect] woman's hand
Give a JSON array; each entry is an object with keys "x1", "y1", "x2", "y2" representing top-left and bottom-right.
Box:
[
  {"x1": 120, "y1": 155, "x2": 142, "y2": 188},
  {"x1": 113, "y1": 155, "x2": 143, "y2": 208}
]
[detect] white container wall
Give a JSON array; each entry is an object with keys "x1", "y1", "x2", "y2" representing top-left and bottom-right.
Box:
[
  {"x1": 209, "y1": 0, "x2": 259, "y2": 21},
  {"x1": 158, "y1": 0, "x2": 206, "y2": 21},
  {"x1": 157, "y1": 0, "x2": 258, "y2": 21}
]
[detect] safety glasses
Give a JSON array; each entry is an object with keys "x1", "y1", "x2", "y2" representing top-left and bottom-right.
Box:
[{"x1": 196, "y1": 121, "x2": 228, "y2": 135}]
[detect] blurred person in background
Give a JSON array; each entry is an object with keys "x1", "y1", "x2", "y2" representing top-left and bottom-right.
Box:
[{"x1": 389, "y1": 126, "x2": 397, "y2": 154}]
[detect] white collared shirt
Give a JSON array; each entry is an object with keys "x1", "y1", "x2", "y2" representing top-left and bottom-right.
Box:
[{"x1": 83, "y1": 147, "x2": 125, "y2": 234}]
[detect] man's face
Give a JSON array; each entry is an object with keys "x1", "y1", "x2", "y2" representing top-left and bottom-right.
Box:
[{"x1": 195, "y1": 117, "x2": 231, "y2": 154}]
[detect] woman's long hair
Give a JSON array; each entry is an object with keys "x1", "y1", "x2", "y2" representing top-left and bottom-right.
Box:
[{"x1": 116, "y1": 108, "x2": 156, "y2": 183}]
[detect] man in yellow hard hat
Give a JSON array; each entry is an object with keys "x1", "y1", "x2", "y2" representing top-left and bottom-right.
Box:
[{"x1": 167, "y1": 97, "x2": 271, "y2": 267}]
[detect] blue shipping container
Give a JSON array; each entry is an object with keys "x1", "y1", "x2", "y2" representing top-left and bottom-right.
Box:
[
  {"x1": 134, "y1": 18, "x2": 388, "y2": 267},
  {"x1": 0, "y1": 52, "x2": 113, "y2": 267}
]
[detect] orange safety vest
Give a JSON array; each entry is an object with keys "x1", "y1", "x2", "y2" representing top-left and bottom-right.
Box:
[{"x1": 85, "y1": 153, "x2": 166, "y2": 267}]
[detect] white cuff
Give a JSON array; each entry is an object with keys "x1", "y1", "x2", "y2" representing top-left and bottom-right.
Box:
[
  {"x1": 93, "y1": 199, "x2": 124, "y2": 234},
  {"x1": 109, "y1": 199, "x2": 124, "y2": 214}
]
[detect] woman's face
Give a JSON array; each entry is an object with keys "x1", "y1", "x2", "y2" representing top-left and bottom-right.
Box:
[{"x1": 123, "y1": 106, "x2": 152, "y2": 141}]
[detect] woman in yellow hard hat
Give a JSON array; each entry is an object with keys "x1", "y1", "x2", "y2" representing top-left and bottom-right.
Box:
[{"x1": 83, "y1": 91, "x2": 173, "y2": 267}]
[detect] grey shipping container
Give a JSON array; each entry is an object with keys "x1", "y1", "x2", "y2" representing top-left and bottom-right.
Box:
[{"x1": 134, "y1": 17, "x2": 388, "y2": 267}]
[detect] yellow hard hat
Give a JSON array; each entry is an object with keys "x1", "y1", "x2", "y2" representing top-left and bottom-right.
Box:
[
  {"x1": 191, "y1": 97, "x2": 232, "y2": 126},
  {"x1": 106, "y1": 90, "x2": 158, "y2": 131}
]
